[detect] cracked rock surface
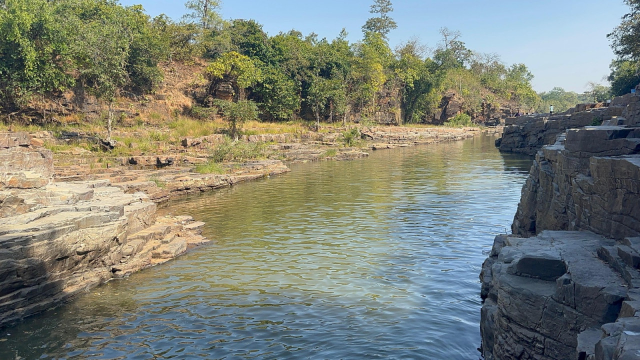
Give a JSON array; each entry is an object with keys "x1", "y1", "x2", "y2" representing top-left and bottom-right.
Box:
[{"x1": 483, "y1": 95, "x2": 640, "y2": 359}]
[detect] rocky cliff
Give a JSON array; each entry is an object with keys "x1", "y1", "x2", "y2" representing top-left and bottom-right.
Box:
[
  {"x1": 0, "y1": 133, "x2": 208, "y2": 327},
  {"x1": 480, "y1": 96, "x2": 640, "y2": 359}
]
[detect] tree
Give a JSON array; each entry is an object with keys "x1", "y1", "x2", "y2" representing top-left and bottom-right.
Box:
[
  {"x1": 213, "y1": 99, "x2": 259, "y2": 140},
  {"x1": 184, "y1": 0, "x2": 221, "y2": 30},
  {"x1": 609, "y1": 60, "x2": 640, "y2": 96},
  {"x1": 608, "y1": 0, "x2": 640, "y2": 94},
  {"x1": 433, "y1": 28, "x2": 472, "y2": 69},
  {"x1": 205, "y1": 51, "x2": 263, "y2": 102},
  {"x1": 253, "y1": 66, "x2": 300, "y2": 121},
  {"x1": 608, "y1": 0, "x2": 640, "y2": 61},
  {"x1": 586, "y1": 82, "x2": 611, "y2": 102},
  {"x1": 362, "y1": 0, "x2": 397, "y2": 39},
  {"x1": 0, "y1": 0, "x2": 74, "y2": 111}
]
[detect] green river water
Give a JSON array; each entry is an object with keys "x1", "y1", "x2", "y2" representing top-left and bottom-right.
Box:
[{"x1": 0, "y1": 134, "x2": 532, "y2": 359}]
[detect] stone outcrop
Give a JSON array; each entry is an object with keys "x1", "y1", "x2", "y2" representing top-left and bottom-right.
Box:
[
  {"x1": 0, "y1": 132, "x2": 53, "y2": 189},
  {"x1": 0, "y1": 133, "x2": 208, "y2": 328},
  {"x1": 496, "y1": 101, "x2": 635, "y2": 155},
  {"x1": 512, "y1": 126, "x2": 640, "y2": 240},
  {"x1": 481, "y1": 95, "x2": 640, "y2": 359}
]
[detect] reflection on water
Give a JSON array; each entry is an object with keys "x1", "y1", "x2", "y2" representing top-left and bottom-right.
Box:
[{"x1": 0, "y1": 135, "x2": 531, "y2": 359}]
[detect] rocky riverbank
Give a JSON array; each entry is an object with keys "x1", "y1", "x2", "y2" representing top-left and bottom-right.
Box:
[
  {"x1": 0, "y1": 133, "x2": 210, "y2": 327},
  {"x1": 0, "y1": 125, "x2": 480, "y2": 328},
  {"x1": 48, "y1": 125, "x2": 479, "y2": 204},
  {"x1": 481, "y1": 96, "x2": 640, "y2": 359}
]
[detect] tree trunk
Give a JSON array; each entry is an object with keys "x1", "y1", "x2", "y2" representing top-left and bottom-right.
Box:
[
  {"x1": 329, "y1": 100, "x2": 334, "y2": 123},
  {"x1": 107, "y1": 102, "x2": 113, "y2": 142},
  {"x1": 314, "y1": 108, "x2": 320, "y2": 132},
  {"x1": 203, "y1": 0, "x2": 209, "y2": 29}
]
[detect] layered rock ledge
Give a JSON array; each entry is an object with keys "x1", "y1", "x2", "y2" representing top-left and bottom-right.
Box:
[
  {"x1": 0, "y1": 133, "x2": 208, "y2": 327},
  {"x1": 481, "y1": 93, "x2": 640, "y2": 359},
  {"x1": 495, "y1": 93, "x2": 640, "y2": 155}
]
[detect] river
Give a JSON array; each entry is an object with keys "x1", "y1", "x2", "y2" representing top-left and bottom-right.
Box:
[{"x1": 0, "y1": 134, "x2": 532, "y2": 359}]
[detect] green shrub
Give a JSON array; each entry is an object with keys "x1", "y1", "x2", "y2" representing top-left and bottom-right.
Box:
[
  {"x1": 190, "y1": 106, "x2": 215, "y2": 120},
  {"x1": 341, "y1": 128, "x2": 361, "y2": 147},
  {"x1": 210, "y1": 137, "x2": 270, "y2": 162},
  {"x1": 445, "y1": 113, "x2": 473, "y2": 127}
]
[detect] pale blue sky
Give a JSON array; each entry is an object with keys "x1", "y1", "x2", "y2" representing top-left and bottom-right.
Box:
[{"x1": 119, "y1": 0, "x2": 629, "y2": 93}]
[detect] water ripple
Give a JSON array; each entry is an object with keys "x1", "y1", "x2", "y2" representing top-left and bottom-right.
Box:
[{"x1": 0, "y1": 135, "x2": 532, "y2": 360}]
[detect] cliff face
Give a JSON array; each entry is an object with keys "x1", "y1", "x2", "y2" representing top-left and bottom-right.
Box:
[
  {"x1": 0, "y1": 133, "x2": 208, "y2": 327},
  {"x1": 481, "y1": 96, "x2": 640, "y2": 359}
]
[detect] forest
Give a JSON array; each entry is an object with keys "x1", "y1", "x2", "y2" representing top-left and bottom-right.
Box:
[{"x1": 0, "y1": 0, "x2": 636, "y2": 129}]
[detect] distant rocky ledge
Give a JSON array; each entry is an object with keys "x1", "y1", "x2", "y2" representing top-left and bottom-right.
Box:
[{"x1": 481, "y1": 96, "x2": 640, "y2": 359}]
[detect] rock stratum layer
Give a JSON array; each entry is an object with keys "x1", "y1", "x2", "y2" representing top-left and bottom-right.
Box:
[
  {"x1": 481, "y1": 96, "x2": 640, "y2": 359},
  {"x1": 496, "y1": 94, "x2": 640, "y2": 156},
  {"x1": 0, "y1": 133, "x2": 208, "y2": 327}
]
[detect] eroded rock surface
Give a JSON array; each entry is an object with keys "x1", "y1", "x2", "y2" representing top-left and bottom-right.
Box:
[
  {"x1": 481, "y1": 94, "x2": 640, "y2": 359},
  {"x1": 0, "y1": 133, "x2": 208, "y2": 328},
  {"x1": 497, "y1": 101, "x2": 631, "y2": 155}
]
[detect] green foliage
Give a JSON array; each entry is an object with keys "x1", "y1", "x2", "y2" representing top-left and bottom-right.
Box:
[
  {"x1": 213, "y1": 99, "x2": 259, "y2": 139},
  {"x1": 341, "y1": 128, "x2": 361, "y2": 147},
  {"x1": 195, "y1": 161, "x2": 224, "y2": 174},
  {"x1": 205, "y1": 51, "x2": 262, "y2": 101},
  {"x1": 586, "y1": 82, "x2": 611, "y2": 102},
  {"x1": 445, "y1": 113, "x2": 473, "y2": 127},
  {"x1": 608, "y1": 0, "x2": 640, "y2": 62},
  {"x1": 609, "y1": 60, "x2": 640, "y2": 96},
  {"x1": 190, "y1": 105, "x2": 216, "y2": 120},
  {"x1": 608, "y1": 1, "x2": 640, "y2": 96},
  {"x1": 210, "y1": 137, "x2": 269, "y2": 162},
  {"x1": 254, "y1": 66, "x2": 300, "y2": 121},
  {"x1": 536, "y1": 87, "x2": 589, "y2": 113},
  {"x1": 0, "y1": 0, "x2": 74, "y2": 109},
  {"x1": 184, "y1": 0, "x2": 221, "y2": 30},
  {"x1": 362, "y1": 0, "x2": 397, "y2": 39}
]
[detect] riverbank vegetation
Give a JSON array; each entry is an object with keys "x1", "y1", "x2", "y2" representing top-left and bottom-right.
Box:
[
  {"x1": 0, "y1": 0, "x2": 541, "y2": 130},
  {"x1": 0, "y1": 0, "x2": 628, "y2": 154}
]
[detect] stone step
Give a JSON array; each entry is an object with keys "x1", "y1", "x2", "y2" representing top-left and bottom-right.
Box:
[
  {"x1": 127, "y1": 224, "x2": 171, "y2": 244},
  {"x1": 151, "y1": 239, "x2": 187, "y2": 260},
  {"x1": 617, "y1": 245, "x2": 640, "y2": 269},
  {"x1": 619, "y1": 300, "x2": 640, "y2": 318},
  {"x1": 597, "y1": 246, "x2": 640, "y2": 288},
  {"x1": 577, "y1": 328, "x2": 602, "y2": 360}
]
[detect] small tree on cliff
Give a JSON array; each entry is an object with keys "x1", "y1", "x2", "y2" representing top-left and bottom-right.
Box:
[{"x1": 362, "y1": 0, "x2": 397, "y2": 39}]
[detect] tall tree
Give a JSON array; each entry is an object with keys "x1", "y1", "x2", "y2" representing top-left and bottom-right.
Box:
[
  {"x1": 608, "y1": 0, "x2": 640, "y2": 62},
  {"x1": 362, "y1": 0, "x2": 397, "y2": 39},
  {"x1": 184, "y1": 0, "x2": 221, "y2": 30}
]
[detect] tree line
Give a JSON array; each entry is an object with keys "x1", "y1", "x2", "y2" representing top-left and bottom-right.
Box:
[{"x1": 0, "y1": 0, "x2": 550, "y2": 128}]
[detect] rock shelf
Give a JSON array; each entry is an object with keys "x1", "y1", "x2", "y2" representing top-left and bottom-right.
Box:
[
  {"x1": 482, "y1": 95, "x2": 640, "y2": 359},
  {"x1": 0, "y1": 134, "x2": 208, "y2": 327}
]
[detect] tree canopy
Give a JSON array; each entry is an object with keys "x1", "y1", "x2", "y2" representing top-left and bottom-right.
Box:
[{"x1": 0, "y1": 0, "x2": 544, "y2": 127}]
